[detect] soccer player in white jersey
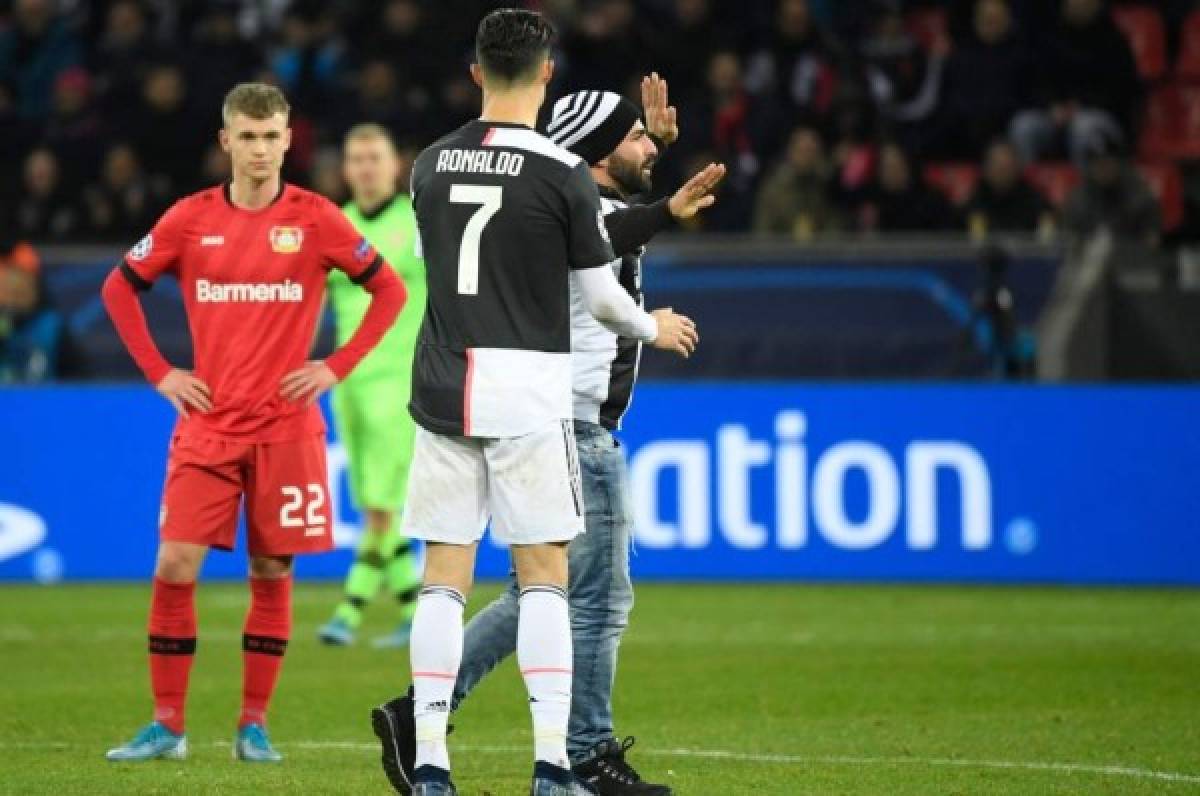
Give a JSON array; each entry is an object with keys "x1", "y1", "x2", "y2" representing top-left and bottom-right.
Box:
[
  {"x1": 373, "y1": 67, "x2": 725, "y2": 794},
  {"x1": 370, "y1": 10, "x2": 697, "y2": 796}
]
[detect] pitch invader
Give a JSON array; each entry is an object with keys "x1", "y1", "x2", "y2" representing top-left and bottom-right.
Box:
[
  {"x1": 370, "y1": 9, "x2": 696, "y2": 796},
  {"x1": 101, "y1": 83, "x2": 406, "y2": 763}
]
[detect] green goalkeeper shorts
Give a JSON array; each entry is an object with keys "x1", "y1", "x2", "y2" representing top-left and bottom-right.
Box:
[{"x1": 331, "y1": 379, "x2": 416, "y2": 513}]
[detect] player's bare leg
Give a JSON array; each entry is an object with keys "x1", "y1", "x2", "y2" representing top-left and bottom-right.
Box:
[
  {"x1": 511, "y1": 542, "x2": 577, "y2": 794},
  {"x1": 234, "y1": 554, "x2": 294, "y2": 763},
  {"x1": 403, "y1": 541, "x2": 475, "y2": 793},
  {"x1": 106, "y1": 541, "x2": 206, "y2": 762}
]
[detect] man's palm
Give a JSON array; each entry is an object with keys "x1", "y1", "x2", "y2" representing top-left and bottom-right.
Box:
[
  {"x1": 668, "y1": 163, "x2": 727, "y2": 219},
  {"x1": 641, "y1": 72, "x2": 679, "y2": 145}
]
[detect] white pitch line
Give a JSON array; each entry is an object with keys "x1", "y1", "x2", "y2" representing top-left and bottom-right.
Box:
[
  {"x1": 643, "y1": 748, "x2": 1200, "y2": 786},
  {"x1": 242, "y1": 741, "x2": 1200, "y2": 785},
  {"x1": 7, "y1": 740, "x2": 1199, "y2": 785}
]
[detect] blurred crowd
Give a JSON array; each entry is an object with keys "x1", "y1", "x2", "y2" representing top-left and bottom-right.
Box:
[{"x1": 0, "y1": 0, "x2": 1198, "y2": 247}]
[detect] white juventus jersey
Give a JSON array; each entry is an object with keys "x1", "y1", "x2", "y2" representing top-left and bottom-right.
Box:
[
  {"x1": 569, "y1": 192, "x2": 644, "y2": 429},
  {"x1": 409, "y1": 120, "x2": 616, "y2": 438}
]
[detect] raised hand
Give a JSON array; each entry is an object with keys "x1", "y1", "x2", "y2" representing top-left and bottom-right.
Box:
[
  {"x1": 641, "y1": 72, "x2": 678, "y2": 146},
  {"x1": 650, "y1": 307, "x2": 699, "y2": 358},
  {"x1": 667, "y1": 162, "x2": 727, "y2": 220},
  {"x1": 280, "y1": 360, "x2": 339, "y2": 405},
  {"x1": 156, "y1": 368, "x2": 212, "y2": 417}
]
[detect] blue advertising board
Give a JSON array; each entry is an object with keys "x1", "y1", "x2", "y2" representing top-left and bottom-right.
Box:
[{"x1": 0, "y1": 384, "x2": 1197, "y2": 584}]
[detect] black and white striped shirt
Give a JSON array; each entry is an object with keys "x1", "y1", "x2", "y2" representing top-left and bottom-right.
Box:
[{"x1": 570, "y1": 188, "x2": 646, "y2": 430}]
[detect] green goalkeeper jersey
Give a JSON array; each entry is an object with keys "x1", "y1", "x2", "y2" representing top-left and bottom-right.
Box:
[{"x1": 328, "y1": 194, "x2": 426, "y2": 384}]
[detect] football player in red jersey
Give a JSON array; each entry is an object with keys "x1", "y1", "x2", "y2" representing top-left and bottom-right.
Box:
[{"x1": 101, "y1": 83, "x2": 407, "y2": 763}]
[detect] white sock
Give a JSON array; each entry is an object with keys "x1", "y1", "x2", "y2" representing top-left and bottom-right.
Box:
[
  {"x1": 410, "y1": 586, "x2": 465, "y2": 772},
  {"x1": 517, "y1": 585, "x2": 573, "y2": 769}
]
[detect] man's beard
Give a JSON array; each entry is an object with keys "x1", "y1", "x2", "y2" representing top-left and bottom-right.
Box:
[{"x1": 607, "y1": 152, "x2": 654, "y2": 196}]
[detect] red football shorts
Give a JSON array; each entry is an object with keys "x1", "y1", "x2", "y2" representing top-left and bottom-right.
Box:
[{"x1": 160, "y1": 433, "x2": 334, "y2": 556}]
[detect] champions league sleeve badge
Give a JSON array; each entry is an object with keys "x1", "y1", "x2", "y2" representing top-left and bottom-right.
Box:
[
  {"x1": 354, "y1": 237, "x2": 373, "y2": 262},
  {"x1": 128, "y1": 234, "x2": 153, "y2": 261}
]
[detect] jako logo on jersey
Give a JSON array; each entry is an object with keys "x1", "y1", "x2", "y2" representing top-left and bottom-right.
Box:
[
  {"x1": 196, "y1": 279, "x2": 304, "y2": 303},
  {"x1": 201, "y1": 235, "x2": 224, "y2": 246},
  {"x1": 630, "y1": 410, "x2": 998, "y2": 553},
  {"x1": 0, "y1": 502, "x2": 47, "y2": 562},
  {"x1": 129, "y1": 234, "x2": 153, "y2": 261},
  {"x1": 269, "y1": 226, "x2": 304, "y2": 253},
  {"x1": 353, "y1": 237, "x2": 372, "y2": 262}
]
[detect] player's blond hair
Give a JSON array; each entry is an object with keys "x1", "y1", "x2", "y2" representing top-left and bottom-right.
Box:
[
  {"x1": 344, "y1": 123, "x2": 397, "y2": 150},
  {"x1": 222, "y1": 83, "x2": 290, "y2": 125}
]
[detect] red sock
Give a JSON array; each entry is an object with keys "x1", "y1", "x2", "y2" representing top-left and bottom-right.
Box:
[
  {"x1": 240, "y1": 576, "x2": 292, "y2": 728},
  {"x1": 147, "y1": 577, "x2": 197, "y2": 735}
]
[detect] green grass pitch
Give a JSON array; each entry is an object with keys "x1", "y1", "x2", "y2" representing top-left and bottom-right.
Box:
[{"x1": 1, "y1": 582, "x2": 1198, "y2": 794}]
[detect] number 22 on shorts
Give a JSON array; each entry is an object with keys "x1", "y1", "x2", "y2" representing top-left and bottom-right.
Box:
[{"x1": 280, "y1": 484, "x2": 327, "y2": 536}]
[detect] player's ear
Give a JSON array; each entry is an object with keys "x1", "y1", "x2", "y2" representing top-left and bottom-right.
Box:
[
  {"x1": 469, "y1": 63, "x2": 484, "y2": 89},
  {"x1": 283, "y1": 125, "x2": 292, "y2": 153},
  {"x1": 542, "y1": 58, "x2": 554, "y2": 85},
  {"x1": 218, "y1": 127, "x2": 230, "y2": 154}
]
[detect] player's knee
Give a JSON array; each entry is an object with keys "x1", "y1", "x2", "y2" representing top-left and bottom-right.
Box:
[
  {"x1": 155, "y1": 560, "x2": 196, "y2": 583},
  {"x1": 155, "y1": 546, "x2": 202, "y2": 583},
  {"x1": 249, "y1": 555, "x2": 294, "y2": 579},
  {"x1": 421, "y1": 541, "x2": 477, "y2": 595},
  {"x1": 513, "y1": 543, "x2": 569, "y2": 589}
]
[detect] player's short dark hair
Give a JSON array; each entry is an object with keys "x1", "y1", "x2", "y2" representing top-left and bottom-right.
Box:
[
  {"x1": 474, "y1": 9, "x2": 556, "y2": 84},
  {"x1": 222, "y1": 82, "x2": 290, "y2": 125}
]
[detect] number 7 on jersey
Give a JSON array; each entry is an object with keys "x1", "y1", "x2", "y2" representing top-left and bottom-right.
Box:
[{"x1": 449, "y1": 184, "x2": 503, "y2": 295}]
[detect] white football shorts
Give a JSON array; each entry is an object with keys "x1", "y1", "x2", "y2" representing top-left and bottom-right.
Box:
[{"x1": 400, "y1": 419, "x2": 585, "y2": 546}]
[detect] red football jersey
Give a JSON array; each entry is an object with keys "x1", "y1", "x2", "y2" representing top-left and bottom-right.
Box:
[{"x1": 124, "y1": 183, "x2": 381, "y2": 442}]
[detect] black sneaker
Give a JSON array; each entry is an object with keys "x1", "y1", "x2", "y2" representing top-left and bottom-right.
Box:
[
  {"x1": 572, "y1": 737, "x2": 672, "y2": 795},
  {"x1": 371, "y1": 689, "x2": 457, "y2": 795},
  {"x1": 372, "y1": 690, "x2": 418, "y2": 794}
]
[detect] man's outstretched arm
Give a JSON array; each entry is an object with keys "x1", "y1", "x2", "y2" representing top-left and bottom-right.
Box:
[{"x1": 603, "y1": 162, "x2": 727, "y2": 256}]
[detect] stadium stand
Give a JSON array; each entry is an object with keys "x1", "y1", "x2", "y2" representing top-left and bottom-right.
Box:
[
  {"x1": 2, "y1": 0, "x2": 1198, "y2": 383},
  {"x1": 1111, "y1": 4, "x2": 1167, "y2": 80}
]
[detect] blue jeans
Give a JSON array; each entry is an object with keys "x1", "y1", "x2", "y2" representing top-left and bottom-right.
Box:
[{"x1": 453, "y1": 420, "x2": 635, "y2": 762}]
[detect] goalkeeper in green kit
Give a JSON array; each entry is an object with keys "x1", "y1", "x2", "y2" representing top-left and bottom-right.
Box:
[{"x1": 319, "y1": 124, "x2": 426, "y2": 648}]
